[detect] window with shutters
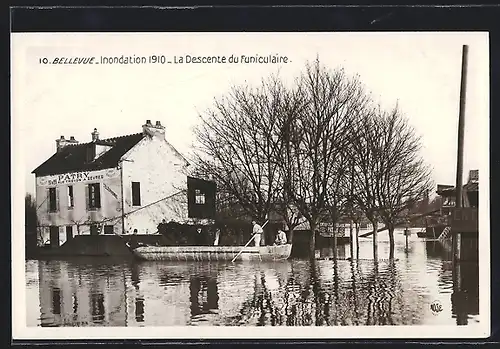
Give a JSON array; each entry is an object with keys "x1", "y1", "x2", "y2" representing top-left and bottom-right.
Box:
[
  {"x1": 132, "y1": 182, "x2": 141, "y2": 206},
  {"x1": 195, "y1": 189, "x2": 205, "y2": 205},
  {"x1": 88, "y1": 183, "x2": 101, "y2": 210},
  {"x1": 67, "y1": 186, "x2": 74, "y2": 208},
  {"x1": 48, "y1": 187, "x2": 58, "y2": 212}
]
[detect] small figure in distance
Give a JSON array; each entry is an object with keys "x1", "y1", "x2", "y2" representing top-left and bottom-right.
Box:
[
  {"x1": 274, "y1": 229, "x2": 287, "y2": 245},
  {"x1": 213, "y1": 228, "x2": 221, "y2": 246}
]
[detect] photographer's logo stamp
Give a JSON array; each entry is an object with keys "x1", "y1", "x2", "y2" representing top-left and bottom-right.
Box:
[{"x1": 430, "y1": 300, "x2": 443, "y2": 315}]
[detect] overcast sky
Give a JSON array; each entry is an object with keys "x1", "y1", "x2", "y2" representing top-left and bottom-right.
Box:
[{"x1": 12, "y1": 32, "x2": 489, "y2": 195}]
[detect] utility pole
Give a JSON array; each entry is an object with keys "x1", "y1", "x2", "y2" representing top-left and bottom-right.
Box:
[
  {"x1": 453, "y1": 44, "x2": 468, "y2": 263},
  {"x1": 452, "y1": 45, "x2": 469, "y2": 326}
]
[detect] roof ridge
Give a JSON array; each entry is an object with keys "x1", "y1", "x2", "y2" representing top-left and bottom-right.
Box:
[
  {"x1": 32, "y1": 132, "x2": 145, "y2": 176},
  {"x1": 70, "y1": 132, "x2": 144, "y2": 146}
]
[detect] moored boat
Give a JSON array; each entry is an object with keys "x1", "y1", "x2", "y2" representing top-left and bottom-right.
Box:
[{"x1": 132, "y1": 244, "x2": 292, "y2": 262}]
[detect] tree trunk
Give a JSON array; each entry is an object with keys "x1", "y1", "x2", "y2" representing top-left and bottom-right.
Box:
[
  {"x1": 288, "y1": 228, "x2": 294, "y2": 244},
  {"x1": 371, "y1": 219, "x2": 378, "y2": 260},
  {"x1": 309, "y1": 223, "x2": 316, "y2": 259},
  {"x1": 388, "y1": 224, "x2": 395, "y2": 260},
  {"x1": 355, "y1": 222, "x2": 360, "y2": 260},
  {"x1": 332, "y1": 225, "x2": 337, "y2": 261},
  {"x1": 349, "y1": 220, "x2": 354, "y2": 259}
]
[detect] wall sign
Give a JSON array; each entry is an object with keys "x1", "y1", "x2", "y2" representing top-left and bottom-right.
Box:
[
  {"x1": 37, "y1": 168, "x2": 119, "y2": 187},
  {"x1": 450, "y1": 207, "x2": 478, "y2": 233}
]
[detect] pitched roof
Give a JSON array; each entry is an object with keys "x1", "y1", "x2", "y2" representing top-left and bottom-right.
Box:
[
  {"x1": 32, "y1": 133, "x2": 145, "y2": 176},
  {"x1": 436, "y1": 181, "x2": 479, "y2": 196}
]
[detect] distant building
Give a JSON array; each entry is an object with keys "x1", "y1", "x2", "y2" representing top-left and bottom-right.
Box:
[
  {"x1": 436, "y1": 169, "x2": 479, "y2": 216},
  {"x1": 32, "y1": 120, "x2": 216, "y2": 247}
]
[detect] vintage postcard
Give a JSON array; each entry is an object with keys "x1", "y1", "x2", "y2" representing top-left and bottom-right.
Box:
[{"x1": 11, "y1": 32, "x2": 490, "y2": 339}]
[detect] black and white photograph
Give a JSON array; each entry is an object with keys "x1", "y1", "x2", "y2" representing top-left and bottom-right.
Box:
[{"x1": 12, "y1": 32, "x2": 489, "y2": 339}]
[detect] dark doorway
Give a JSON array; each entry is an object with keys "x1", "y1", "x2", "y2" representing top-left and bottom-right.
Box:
[
  {"x1": 66, "y1": 226, "x2": 73, "y2": 242},
  {"x1": 90, "y1": 224, "x2": 99, "y2": 236},
  {"x1": 49, "y1": 226, "x2": 60, "y2": 247}
]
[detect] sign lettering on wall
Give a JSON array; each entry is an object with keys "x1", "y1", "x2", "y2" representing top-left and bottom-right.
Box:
[
  {"x1": 451, "y1": 207, "x2": 478, "y2": 233},
  {"x1": 38, "y1": 168, "x2": 119, "y2": 187}
]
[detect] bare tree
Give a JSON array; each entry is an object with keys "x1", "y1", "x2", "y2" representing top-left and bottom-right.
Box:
[
  {"x1": 350, "y1": 108, "x2": 384, "y2": 259},
  {"x1": 351, "y1": 105, "x2": 433, "y2": 259},
  {"x1": 279, "y1": 59, "x2": 370, "y2": 257},
  {"x1": 373, "y1": 106, "x2": 434, "y2": 259},
  {"x1": 345, "y1": 160, "x2": 365, "y2": 259},
  {"x1": 192, "y1": 57, "x2": 431, "y2": 262},
  {"x1": 193, "y1": 75, "x2": 288, "y2": 226}
]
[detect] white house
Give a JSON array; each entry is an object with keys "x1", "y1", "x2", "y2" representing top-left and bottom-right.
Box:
[{"x1": 32, "y1": 120, "x2": 216, "y2": 247}]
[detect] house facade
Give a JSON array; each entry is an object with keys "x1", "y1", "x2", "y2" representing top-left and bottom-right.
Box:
[{"x1": 32, "y1": 120, "x2": 216, "y2": 247}]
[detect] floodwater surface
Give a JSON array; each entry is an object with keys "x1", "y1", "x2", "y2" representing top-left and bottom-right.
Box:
[{"x1": 25, "y1": 229, "x2": 479, "y2": 327}]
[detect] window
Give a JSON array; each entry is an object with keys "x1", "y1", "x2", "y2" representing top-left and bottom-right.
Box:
[
  {"x1": 132, "y1": 182, "x2": 141, "y2": 206},
  {"x1": 67, "y1": 186, "x2": 74, "y2": 208},
  {"x1": 88, "y1": 183, "x2": 101, "y2": 209},
  {"x1": 48, "y1": 187, "x2": 58, "y2": 212},
  {"x1": 104, "y1": 225, "x2": 114, "y2": 235},
  {"x1": 195, "y1": 189, "x2": 205, "y2": 205}
]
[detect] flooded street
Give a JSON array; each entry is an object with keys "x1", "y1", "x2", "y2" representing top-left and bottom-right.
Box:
[{"x1": 25, "y1": 229, "x2": 479, "y2": 327}]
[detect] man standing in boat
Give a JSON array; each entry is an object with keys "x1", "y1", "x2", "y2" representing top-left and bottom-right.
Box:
[
  {"x1": 252, "y1": 220, "x2": 264, "y2": 247},
  {"x1": 213, "y1": 228, "x2": 221, "y2": 246}
]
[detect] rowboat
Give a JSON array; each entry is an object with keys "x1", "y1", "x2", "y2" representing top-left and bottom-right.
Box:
[{"x1": 132, "y1": 244, "x2": 293, "y2": 262}]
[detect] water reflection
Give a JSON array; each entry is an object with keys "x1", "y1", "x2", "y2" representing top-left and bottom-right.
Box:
[
  {"x1": 26, "y1": 230, "x2": 480, "y2": 327},
  {"x1": 451, "y1": 261, "x2": 480, "y2": 326},
  {"x1": 189, "y1": 275, "x2": 219, "y2": 318},
  {"x1": 135, "y1": 297, "x2": 144, "y2": 323},
  {"x1": 91, "y1": 293, "x2": 105, "y2": 324}
]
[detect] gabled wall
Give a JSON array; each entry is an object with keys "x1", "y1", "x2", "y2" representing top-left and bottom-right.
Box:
[{"x1": 121, "y1": 134, "x2": 190, "y2": 234}]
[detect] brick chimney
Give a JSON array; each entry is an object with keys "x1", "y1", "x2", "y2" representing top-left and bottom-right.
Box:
[
  {"x1": 91, "y1": 128, "x2": 99, "y2": 142},
  {"x1": 56, "y1": 135, "x2": 79, "y2": 152},
  {"x1": 55, "y1": 136, "x2": 67, "y2": 152},
  {"x1": 142, "y1": 119, "x2": 165, "y2": 138}
]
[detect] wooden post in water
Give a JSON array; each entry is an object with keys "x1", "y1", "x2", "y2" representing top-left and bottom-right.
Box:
[
  {"x1": 453, "y1": 44, "x2": 468, "y2": 263},
  {"x1": 405, "y1": 228, "x2": 409, "y2": 252}
]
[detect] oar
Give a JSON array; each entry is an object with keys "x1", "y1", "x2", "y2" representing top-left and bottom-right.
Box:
[{"x1": 231, "y1": 220, "x2": 269, "y2": 263}]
